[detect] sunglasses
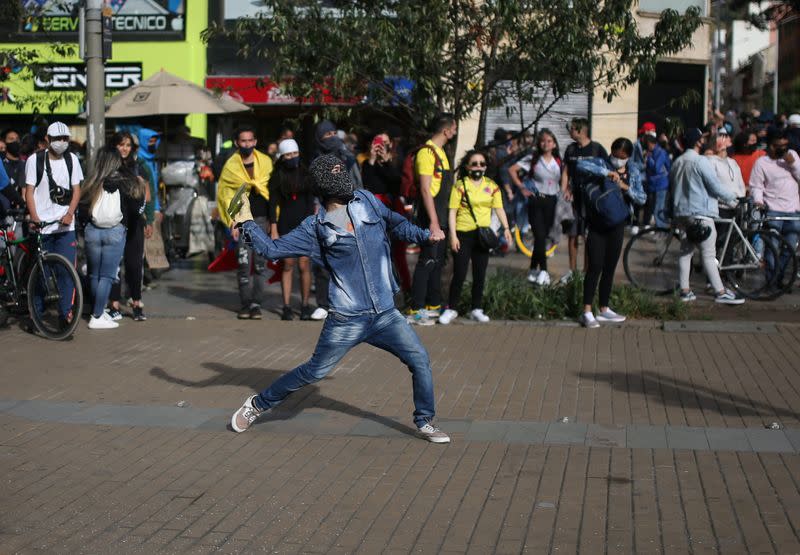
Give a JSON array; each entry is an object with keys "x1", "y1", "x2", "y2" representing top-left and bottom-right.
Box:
[{"x1": 468, "y1": 161, "x2": 487, "y2": 167}]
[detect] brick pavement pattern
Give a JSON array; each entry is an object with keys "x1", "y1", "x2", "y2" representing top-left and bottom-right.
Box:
[{"x1": 2, "y1": 317, "x2": 800, "y2": 553}]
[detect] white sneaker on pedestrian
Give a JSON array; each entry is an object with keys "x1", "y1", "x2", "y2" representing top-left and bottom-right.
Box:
[
  {"x1": 596, "y1": 308, "x2": 626, "y2": 323},
  {"x1": 469, "y1": 308, "x2": 490, "y2": 323},
  {"x1": 631, "y1": 225, "x2": 640, "y2": 235},
  {"x1": 310, "y1": 307, "x2": 328, "y2": 320},
  {"x1": 231, "y1": 395, "x2": 266, "y2": 433},
  {"x1": 527, "y1": 270, "x2": 538, "y2": 283},
  {"x1": 438, "y1": 309, "x2": 458, "y2": 325},
  {"x1": 580, "y1": 312, "x2": 600, "y2": 328},
  {"x1": 89, "y1": 315, "x2": 119, "y2": 330},
  {"x1": 679, "y1": 290, "x2": 697, "y2": 302},
  {"x1": 536, "y1": 270, "x2": 551, "y2": 286},
  {"x1": 416, "y1": 422, "x2": 451, "y2": 443},
  {"x1": 715, "y1": 288, "x2": 745, "y2": 305},
  {"x1": 105, "y1": 308, "x2": 123, "y2": 321},
  {"x1": 558, "y1": 270, "x2": 574, "y2": 285},
  {"x1": 422, "y1": 307, "x2": 441, "y2": 319}
]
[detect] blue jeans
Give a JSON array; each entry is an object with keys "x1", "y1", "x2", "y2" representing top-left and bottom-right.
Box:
[
  {"x1": 84, "y1": 224, "x2": 126, "y2": 318},
  {"x1": 644, "y1": 189, "x2": 669, "y2": 228},
  {"x1": 765, "y1": 211, "x2": 800, "y2": 284},
  {"x1": 253, "y1": 308, "x2": 436, "y2": 427},
  {"x1": 39, "y1": 230, "x2": 78, "y2": 318}
]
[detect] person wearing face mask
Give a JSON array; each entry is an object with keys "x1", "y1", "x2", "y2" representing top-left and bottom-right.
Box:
[
  {"x1": 23, "y1": 121, "x2": 84, "y2": 324},
  {"x1": 670, "y1": 128, "x2": 744, "y2": 305},
  {"x1": 575, "y1": 138, "x2": 646, "y2": 328},
  {"x1": 228, "y1": 153, "x2": 451, "y2": 444},
  {"x1": 731, "y1": 130, "x2": 765, "y2": 191},
  {"x1": 438, "y1": 150, "x2": 511, "y2": 325},
  {"x1": 706, "y1": 130, "x2": 745, "y2": 219},
  {"x1": 749, "y1": 128, "x2": 800, "y2": 289},
  {"x1": 1, "y1": 130, "x2": 24, "y2": 212},
  {"x1": 642, "y1": 133, "x2": 671, "y2": 229},
  {"x1": 268, "y1": 139, "x2": 316, "y2": 320},
  {"x1": 216, "y1": 125, "x2": 273, "y2": 320}
]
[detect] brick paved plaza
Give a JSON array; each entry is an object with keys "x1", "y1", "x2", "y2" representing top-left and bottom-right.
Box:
[{"x1": 2, "y1": 260, "x2": 800, "y2": 554}]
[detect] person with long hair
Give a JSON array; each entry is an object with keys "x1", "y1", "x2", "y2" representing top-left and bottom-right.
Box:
[
  {"x1": 575, "y1": 137, "x2": 646, "y2": 328},
  {"x1": 510, "y1": 129, "x2": 562, "y2": 285},
  {"x1": 269, "y1": 139, "x2": 316, "y2": 320},
  {"x1": 438, "y1": 150, "x2": 511, "y2": 325},
  {"x1": 79, "y1": 147, "x2": 146, "y2": 330},
  {"x1": 107, "y1": 131, "x2": 154, "y2": 321}
]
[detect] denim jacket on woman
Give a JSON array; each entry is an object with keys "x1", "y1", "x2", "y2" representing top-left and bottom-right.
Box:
[
  {"x1": 575, "y1": 157, "x2": 647, "y2": 206},
  {"x1": 243, "y1": 189, "x2": 430, "y2": 316}
]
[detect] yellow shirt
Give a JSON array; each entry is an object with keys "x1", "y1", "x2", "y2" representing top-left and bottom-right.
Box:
[
  {"x1": 414, "y1": 140, "x2": 450, "y2": 198},
  {"x1": 449, "y1": 176, "x2": 503, "y2": 232},
  {"x1": 216, "y1": 150, "x2": 273, "y2": 227}
]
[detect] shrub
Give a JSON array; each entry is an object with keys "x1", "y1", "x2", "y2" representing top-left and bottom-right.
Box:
[{"x1": 455, "y1": 268, "x2": 688, "y2": 321}]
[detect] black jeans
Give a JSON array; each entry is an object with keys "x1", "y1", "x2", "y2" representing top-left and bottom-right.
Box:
[
  {"x1": 527, "y1": 194, "x2": 557, "y2": 272},
  {"x1": 410, "y1": 237, "x2": 447, "y2": 310},
  {"x1": 110, "y1": 219, "x2": 145, "y2": 303},
  {"x1": 448, "y1": 230, "x2": 490, "y2": 310},
  {"x1": 583, "y1": 223, "x2": 625, "y2": 307}
]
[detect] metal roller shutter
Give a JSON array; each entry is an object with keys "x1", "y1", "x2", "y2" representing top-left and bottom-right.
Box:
[{"x1": 484, "y1": 81, "x2": 589, "y2": 148}]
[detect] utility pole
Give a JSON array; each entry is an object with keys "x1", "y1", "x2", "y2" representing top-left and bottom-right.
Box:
[{"x1": 84, "y1": 0, "x2": 105, "y2": 166}]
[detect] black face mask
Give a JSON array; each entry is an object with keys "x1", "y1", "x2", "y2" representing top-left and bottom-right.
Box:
[
  {"x1": 747, "y1": 144, "x2": 757, "y2": 154},
  {"x1": 239, "y1": 146, "x2": 255, "y2": 158},
  {"x1": 147, "y1": 144, "x2": 157, "y2": 153},
  {"x1": 283, "y1": 157, "x2": 300, "y2": 169},
  {"x1": 5, "y1": 141, "x2": 20, "y2": 157},
  {"x1": 468, "y1": 169, "x2": 484, "y2": 180},
  {"x1": 773, "y1": 147, "x2": 789, "y2": 158}
]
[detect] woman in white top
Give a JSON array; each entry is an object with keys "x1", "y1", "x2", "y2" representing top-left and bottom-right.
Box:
[
  {"x1": 509, "y1": 129, "x2": 562, "y2": 286},
  {"x1": 706, "y1": 130, "x2": 746, "y2": 218}
]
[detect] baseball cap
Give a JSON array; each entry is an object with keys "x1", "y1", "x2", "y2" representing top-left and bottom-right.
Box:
[
  {"x1": 277, "y1": 138, "x2": 299, "y2": 159},
  {"x1": 716, "y1": 126, "x2": 729, "y2": 136},
  {"x1": 789, "y1": 114, "x2": 800, "y2": 127},
  {"x1": 638, "y1": 122, "x2": 656, "y2": 136},
  {"x1": 684, "y1": 128, "x2": 704, "y2": 149},
  {"x1": 46, "y1": 121, "x2": 70, "y2": 138}
]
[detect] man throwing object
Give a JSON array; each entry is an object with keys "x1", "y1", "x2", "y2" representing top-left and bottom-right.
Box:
[{"x1": 229, "y1": 154, "x2": 450, "y2": 443}]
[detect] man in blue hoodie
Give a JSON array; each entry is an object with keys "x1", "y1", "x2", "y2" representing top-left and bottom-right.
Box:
[
  {"x1": 137, "y1": 128, "x2": 161, "y2": 215},
  {"x1": 643, "y1": 134, "x2": 671, "y2": 229}
]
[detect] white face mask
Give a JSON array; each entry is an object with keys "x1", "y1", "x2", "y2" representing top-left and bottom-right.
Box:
[
  {"x1": 49, "y1": 140, "x2": 69, "y2": 155},
  {"x1": 609, "y1": 156, "x2": 627, "y2": 170}
]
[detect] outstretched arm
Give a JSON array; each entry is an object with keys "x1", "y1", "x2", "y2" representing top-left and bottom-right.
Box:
[
  {"x1": 241, "y1": 217, "x2": 321, "y2": 264},
  {"x1": 370, "y1": 195, "x2": 432, "y2": 244}
]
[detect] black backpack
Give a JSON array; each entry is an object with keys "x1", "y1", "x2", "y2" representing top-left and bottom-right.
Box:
[{"x1": 35, "y1": 150, "x2": 76, "y2": 206}]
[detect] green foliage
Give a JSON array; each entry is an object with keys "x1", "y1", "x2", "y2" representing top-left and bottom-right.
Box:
[
  {"x1": 455, "y1": 268, "x2": 688, "y2": 321},
  {"x1": 0, "y1": 44, "x2": 80, "y2": 112},
  {"x1": 204, "y1": 0, "x2": 702, "y2": 143}
]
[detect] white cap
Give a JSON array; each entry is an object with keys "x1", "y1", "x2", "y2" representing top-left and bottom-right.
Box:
[
  {"x1": 788, "y1": 114, "x2": 800, "y2": 127},
  {"x1": 277, "y1": 138, "x2": 299, "y2": 159},
  {"x1": 46, "y1": 121, "x2": 70, "y2": 137}
]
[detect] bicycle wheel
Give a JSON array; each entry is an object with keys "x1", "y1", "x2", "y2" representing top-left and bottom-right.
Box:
[
  {"x1": 513, "y1": 225, "x2": 557, "y2": 259},
  {"x1": 26, "y1": 252, "x2": 83, "y2": 340},
  {"x1": 756, "y1": 230, "x2": 797, "y2": 300},
  {"x1": 721, "y1": 229, "x2": 779, "y2": 299},
  {"x1": 623, "y1": 227, "x2": 680, "y2": 295}
]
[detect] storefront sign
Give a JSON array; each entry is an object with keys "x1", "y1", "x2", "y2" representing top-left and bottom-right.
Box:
[
  {"x1": 12, "y1": 0, "x2": 185, "y2": 40},
  {"x1": 205, "y1": 76, "x2": 360, "y2": 106},
  {"x1": 34, "y1": 63, "x2": 143, "y2": 91}
]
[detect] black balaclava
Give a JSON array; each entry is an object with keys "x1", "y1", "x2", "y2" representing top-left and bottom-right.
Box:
[
  {"x1": 310, "y1": 153, "x2": 354, "y2": 203},
  {"x1": 315, "y1": 120, "x2": 345, "y2": 156}
]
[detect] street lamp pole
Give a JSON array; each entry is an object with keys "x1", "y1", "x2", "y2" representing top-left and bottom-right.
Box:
[{"x1": 84, "y1": 0, "x2": 105, "y2": 166}]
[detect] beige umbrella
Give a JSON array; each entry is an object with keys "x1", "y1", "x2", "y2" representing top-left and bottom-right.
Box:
[{"x1": 105, "y1": 69, "x2": 251, "y2": 117}]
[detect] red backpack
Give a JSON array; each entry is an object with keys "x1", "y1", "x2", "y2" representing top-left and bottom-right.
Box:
[{"x1": 399, "y1": 143, "x2": 442, "y2": 200}]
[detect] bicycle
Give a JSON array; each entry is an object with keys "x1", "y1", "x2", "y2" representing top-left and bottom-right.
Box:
[
  {"x1": 0, "y1": 212, "x2": 83, "y2": 340},
  {"x1": 743, "y1": 205, "x2": 798, "y2": 300},
  {"x1": 623, "y1": 199, "x2": 778, "y2": 299}
]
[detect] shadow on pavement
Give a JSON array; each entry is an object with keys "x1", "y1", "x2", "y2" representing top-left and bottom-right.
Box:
[
  {"x1": 578, "y1": 370, "x2": 800, "y2": 420},
  {"x1": 150, "y1": 362, "x2": 419, "y2": 438}
]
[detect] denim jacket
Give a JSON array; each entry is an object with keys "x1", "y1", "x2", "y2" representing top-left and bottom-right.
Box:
[
  {"x1": 645, "y1": 144, "x2": 671, "y2": 192},
  {"x1": 669, "y1": 149, "x2": 737, "y2": 219},
  {"x1": 242, "y1": 189, "x2": 430, "y2": 316},
  {"x1": 576, "y1": 157, "x2": 647, "y2": 206}
]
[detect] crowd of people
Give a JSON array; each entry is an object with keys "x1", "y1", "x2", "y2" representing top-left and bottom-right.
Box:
[{"x1": 1, "y1": 107, "x2": 799, "y2": 332}]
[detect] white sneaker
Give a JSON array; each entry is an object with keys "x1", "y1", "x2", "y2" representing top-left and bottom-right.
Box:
[
  {"x1": 231, "y1": 395, "x2": 266, "y2": 433},
  {"x1": 469, "y1": 308, "x2": 490, "y2": 323},
  {"x1": 407, "y1": 311, "x2": 435, "y2": 326},
  {"x1": 558, "y1": 270, "x2": 574, "y2": 285},
  {"x1": 536, "y1": 270, "x2": 551, "y2": 286},
  {"x1": 416, "y1": 422, "x2": 451, "y2": 443},
  {"x1": 422, "y1": 308, "x2": 441, "y2": 319},
  {"x1": 310, "y1": 307, "x2": 328, "y2": 320},
  {"x1": 631, "y1": 225, "x2": 640, "y2": 235},
  {"x1": 438, "y1": 309, "x2": 458, "y2": 325},
  {"x1": 596, "y1": 308, "x2": 626, "y2": 323},
  {"x1": 527, "y1": 270, "x2": 538, "y2": 283},
  {"x1": 580, "y1": 312, "x2": 600, "y2": 328},
  {"x1": 89, "y1": 315, "x2": 119, "y2": 329}
]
